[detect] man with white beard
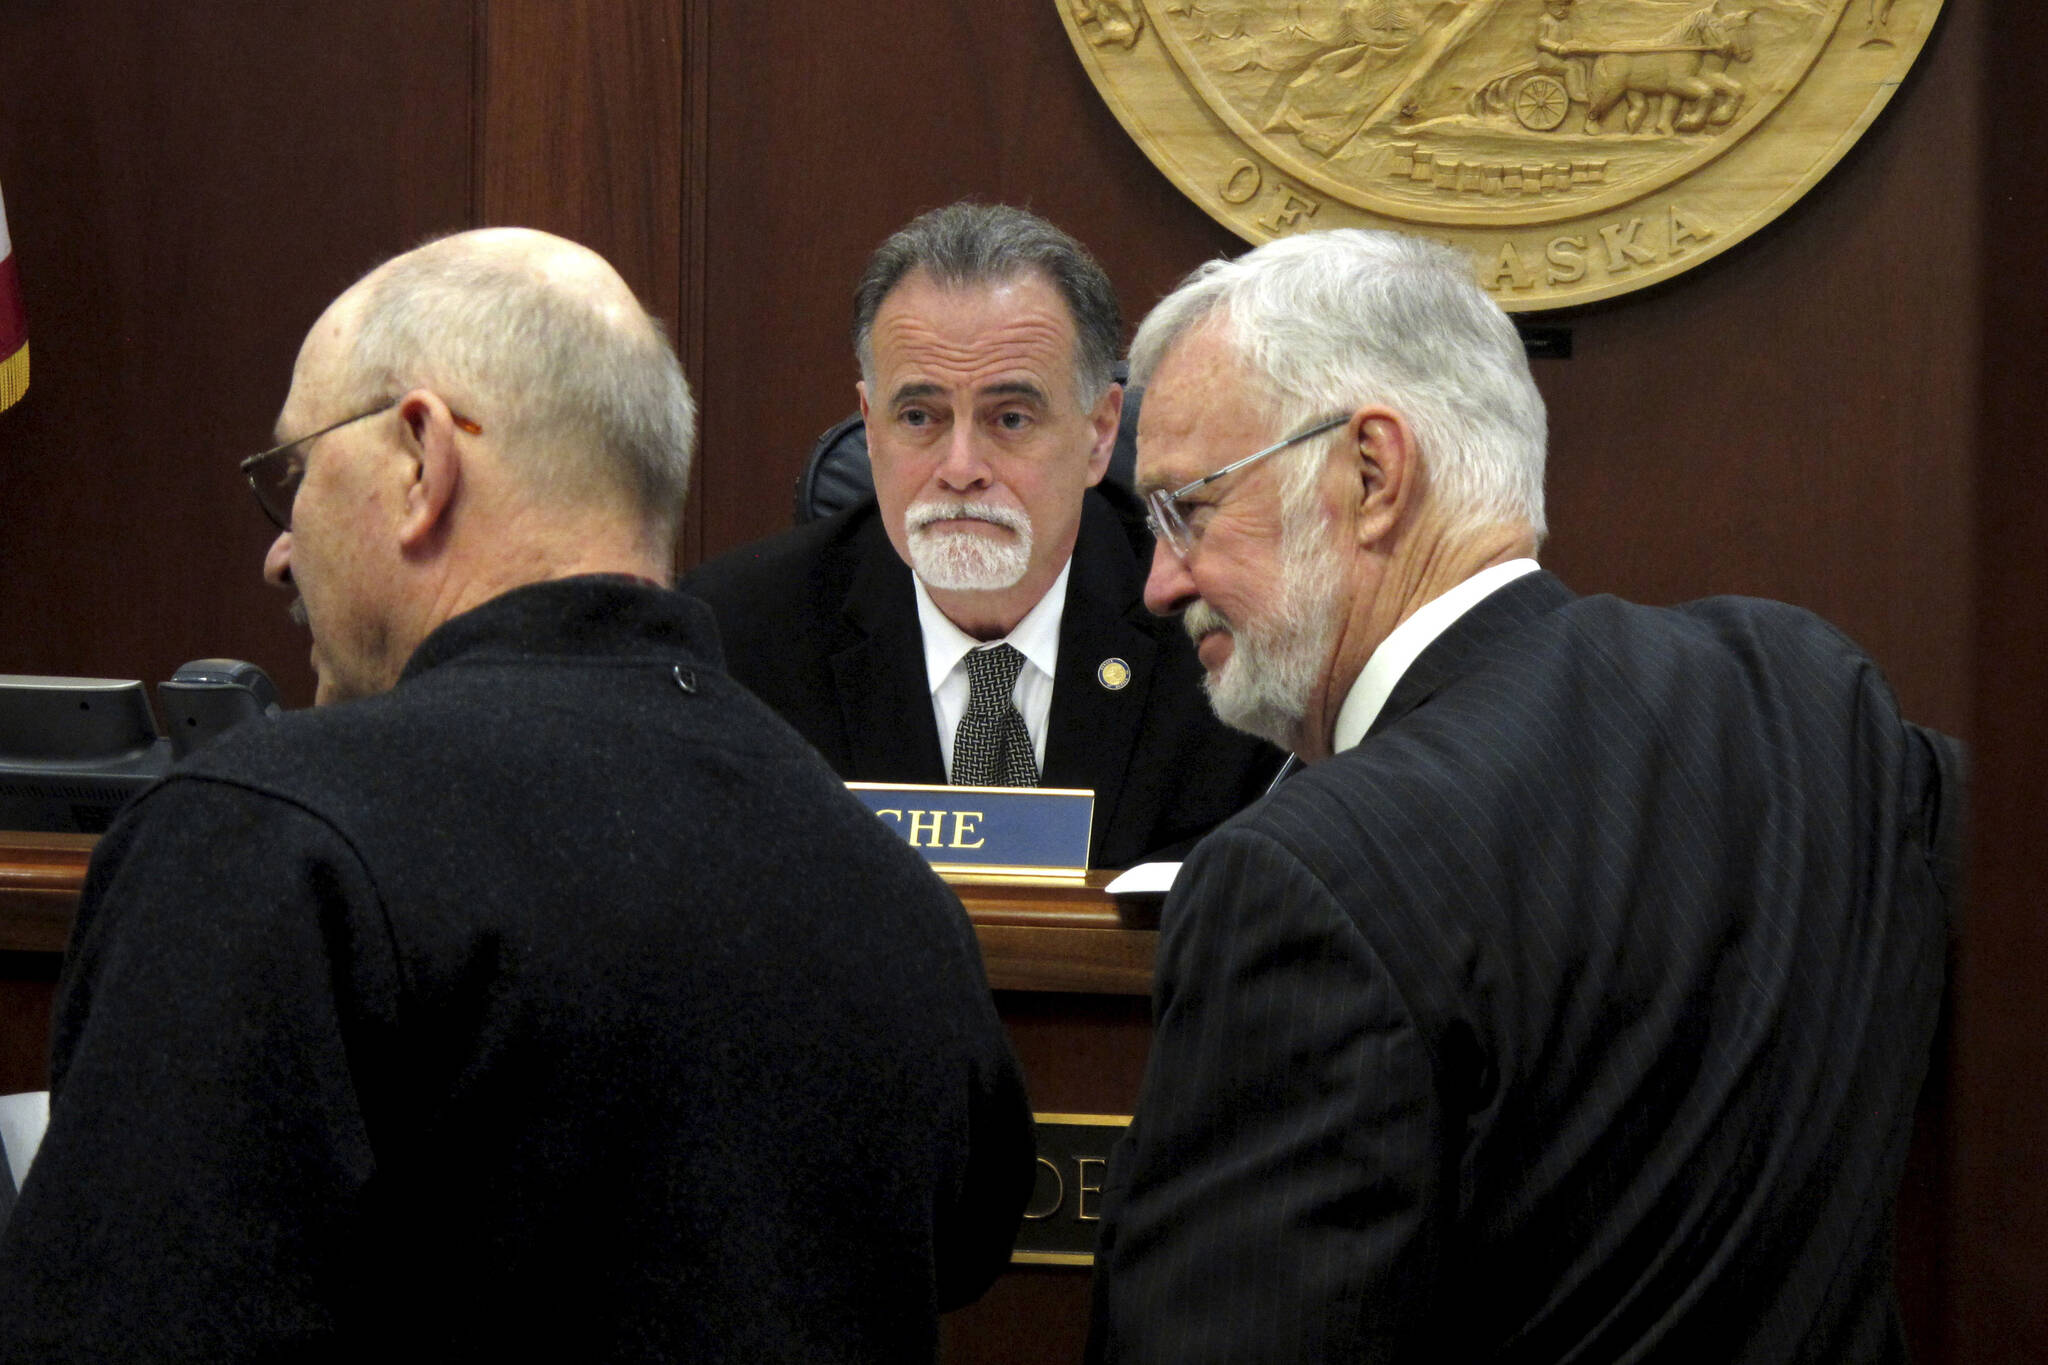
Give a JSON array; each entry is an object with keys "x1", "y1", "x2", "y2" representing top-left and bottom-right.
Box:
[
  {"x1": 1087, "y1": 228, "x2": 1961, "y2": 1363},
  {"x1": 687, "y1": 203, "x2": 1281, "y2": 869}
]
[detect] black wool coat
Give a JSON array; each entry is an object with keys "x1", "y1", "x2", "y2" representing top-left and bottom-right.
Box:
[{"x1": 0, "y1": 577, "x2": 1034, "y2": 1363}]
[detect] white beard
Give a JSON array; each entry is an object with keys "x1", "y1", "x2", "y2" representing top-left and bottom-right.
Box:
[
  {"x1": 905, "y1": 501, "x2": 1034, "y2": 592},
  {"x1": 1188, "y1": 519, "x2": 1343, "y2": 751}
]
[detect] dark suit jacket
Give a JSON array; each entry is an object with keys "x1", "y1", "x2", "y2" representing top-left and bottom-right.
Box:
[
  {"x1": 683, "y1": 487, "x2": 1284, "y2": 869},
  {"x1": 1090, "y1": 572, "x2": 1961, "y2": 1363}
]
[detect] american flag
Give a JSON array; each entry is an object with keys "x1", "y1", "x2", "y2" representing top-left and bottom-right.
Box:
[{"x1": 0, "y1": 181, "x2": 26, "y2": 413}]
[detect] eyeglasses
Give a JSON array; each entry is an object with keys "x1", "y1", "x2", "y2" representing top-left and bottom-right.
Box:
[
  {"x1": 1143, "y1": 413, "x2": 1349, "y2": 561},
  {"x1": 239, "y1": 400, "x2": 481, "y2": 530}
]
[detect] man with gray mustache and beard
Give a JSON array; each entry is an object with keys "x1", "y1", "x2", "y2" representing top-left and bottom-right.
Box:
[
  {"x1": 687, "y1": 202, "x2": 1282, "y2": 869},
  {"x1": 1087, "y1": 228, "x2": 1961, "y2": 1363}
]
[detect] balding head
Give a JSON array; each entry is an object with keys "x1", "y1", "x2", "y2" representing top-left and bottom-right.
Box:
[
  {"x1": 329, "y1": 228, "x2": 695, "y2": 553},
  {"x1": 265, "y1": 230, "x2": 695, "y2": 706}
]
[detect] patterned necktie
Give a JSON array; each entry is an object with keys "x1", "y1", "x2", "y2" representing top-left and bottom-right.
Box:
[{"x1": 951, "y1": 644, "x2": 1039, "y2": 787}]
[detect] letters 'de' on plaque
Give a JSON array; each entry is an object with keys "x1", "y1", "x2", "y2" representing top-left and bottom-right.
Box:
[{"x1": 1059, "y1": 0, "x2": 1941, "y2": 310}]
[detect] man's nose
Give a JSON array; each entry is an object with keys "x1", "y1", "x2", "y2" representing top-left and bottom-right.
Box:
[
  {"x1": 1143, "y1": 538, "x2": 1197, "y2": 617},
  {"x1": 263, "y1": 531, "x2": 295, "y2": 589},
  {"x1": 932, "y1": 424, "x2": 994, "y2": 492}
]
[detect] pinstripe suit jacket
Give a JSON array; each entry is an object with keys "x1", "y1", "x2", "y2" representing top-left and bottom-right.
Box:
[{"x1": 1090, "y1": 572, "x2": 1960, "y2": 1363}]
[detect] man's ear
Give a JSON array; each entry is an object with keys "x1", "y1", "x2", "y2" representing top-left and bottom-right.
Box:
[
  {"x1": 856, "y1": 380, "x2": 871, "y2": 424},
  {"x1": 394, "y1": 389, "x2": 463, "y2": 550},
  {"x1": 1082, "y1": 382, "x2": 1124, "y2": 488},
  {"x1": 1349, "y1": 409, "x2": 1418, "y2": 548}
]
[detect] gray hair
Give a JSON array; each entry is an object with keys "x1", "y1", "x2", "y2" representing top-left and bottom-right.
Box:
[
  {"x1": 852, "y1": 202, "x2": 1122, "y2": 406},
  {"x1": 1130, "y1": 229, "x2": 1546, "y2": 541},
  {"x1": 341, "y1": 237, "x2": 696, "y2": 547}
]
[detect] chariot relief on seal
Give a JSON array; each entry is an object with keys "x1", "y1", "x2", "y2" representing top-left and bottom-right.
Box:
[{"x1": 1059, "y1": 0, "x2": 1942, "y2": 308}]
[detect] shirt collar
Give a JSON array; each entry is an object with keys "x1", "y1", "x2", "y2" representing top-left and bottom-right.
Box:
[
  {"x1": 1330, "y1": 558, "x2": 1542, "y2": 753},
  {"x1": 912, "y1": 557, "x2": 1072, "y2": 694}
]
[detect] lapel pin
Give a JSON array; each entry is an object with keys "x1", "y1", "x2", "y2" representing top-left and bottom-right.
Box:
[{"x1": 1097, "y1": 657, "x2": 1131, "y2": 691}]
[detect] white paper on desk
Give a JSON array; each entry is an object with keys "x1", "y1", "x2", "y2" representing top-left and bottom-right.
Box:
[
  {"x1": 0, "y1": 1090, "x2": 49, "y2": 1193},
  {"x1": 1106, "y1": 862, "x2": 1180, "y2": 896}
]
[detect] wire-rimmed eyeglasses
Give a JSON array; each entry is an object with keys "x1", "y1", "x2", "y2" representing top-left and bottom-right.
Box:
[
  {"x1": 239, "y1": 400, "x2": 481, "y2": 530},
  {"x1": 1142, "y1": 413, "x2": 1350, "y2": 562}
]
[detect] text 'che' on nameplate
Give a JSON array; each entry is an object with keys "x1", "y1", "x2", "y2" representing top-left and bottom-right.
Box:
[{"x1": 846, "y1": 781, "x2": 1092, "y2": 882}]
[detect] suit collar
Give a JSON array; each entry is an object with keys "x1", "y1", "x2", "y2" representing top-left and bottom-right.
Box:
[
  {"x1": 830, "y1": 509, "x2": 948, "y2": 782},
  {"x1": 1042, "y1": 490, "x2": 1160, "y2": 821},
  {"x1": 1365, "y1": 569, "x2": 1576, "y2": 741}
]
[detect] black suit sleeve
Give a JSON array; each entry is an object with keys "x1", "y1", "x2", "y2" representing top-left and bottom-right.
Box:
[
  {"x1": 1091, "y1": 826, "x2": 1443, "y2": 1364},
  {"x1": 933, "y1": 913, "x2": 1037, "y2": 1312},
  {"x1": 1908, "y1": 722, "x2": 1966, "y2": 909}
]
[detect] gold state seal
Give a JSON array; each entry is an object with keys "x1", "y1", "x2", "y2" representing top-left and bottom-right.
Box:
[{"x1": 1060, "y1": 0, "x2": 1942, "y2": 309}]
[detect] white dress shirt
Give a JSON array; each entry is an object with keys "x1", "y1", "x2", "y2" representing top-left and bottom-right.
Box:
[
  {"x1": 914, "y1": 558, "x2": 1069, "y2": 774},
  {"x1": 1330, "y1": 559, "x2": 1542, "y2": 754}
]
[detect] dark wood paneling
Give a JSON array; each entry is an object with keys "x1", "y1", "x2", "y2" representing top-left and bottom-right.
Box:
[
  {"x1": 680, "y1": 0, "x2": 711, "y2": 568},
  {"x1": 1537, "y1": 4, "x2": 1975, "y2": 735},
  {"x1": 0, "y1": 958, "x2": 58, "y2": 1097},
  {"x1": 1960, "y1": 2, "x2": 2047, "y2": 1361},
  {"x1": 477, "y1": 0, "x2": 685, "y2": 329},
  {"x1": 0, "y1": 2, "x2": 476, "y2": 709},
  {"x1": 475, "y1": 0, "x2": 693, "y2": 566},
  {"x1": 943, "y1": 1266, "x2": 1095, "y2": 1365}
]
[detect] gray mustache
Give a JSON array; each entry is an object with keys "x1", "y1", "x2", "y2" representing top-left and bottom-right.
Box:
[
  {"x1": 1184, "y1": 601, "x2": 1227, "y2": 641},
  {"x1": 907, "y1": 502, "x2": 1029, "y2": 534}
]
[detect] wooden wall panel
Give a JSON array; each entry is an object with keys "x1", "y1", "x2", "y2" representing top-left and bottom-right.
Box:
[
  {"x1": 0, "y1": 960, "x2": 57, "y2": 1097},
  {"x1": 945, "y1": 990, "x2": 1153, "y2": 1365},
  {"x1": 1959, "y1": 1, "x2": 2048, "y2": 1360},
  {"x1": 1535, "y1": 4, "x2": 1977, "y2": 734},
  {"x1": 0, "y1": 1, "x2": 476, "y2": 709},
  {"x1": 477, "y1": 0, "x2": 685, "y2": 324},
  {"x1": 475, "y1": 0, "x2": 694, "y2": 561}
]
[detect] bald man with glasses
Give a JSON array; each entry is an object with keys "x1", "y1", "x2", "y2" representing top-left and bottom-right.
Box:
[{"x1": 0, "y1": 228, "x2": 1032, "y2": 1362}]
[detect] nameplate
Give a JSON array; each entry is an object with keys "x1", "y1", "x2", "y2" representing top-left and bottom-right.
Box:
[
  {"x1": 1013, "y1": 1112, "x2": 1129, "y2": 1265},
  {"x1": 846, "y1": 782, "x2": 1092, "y2": 881}
]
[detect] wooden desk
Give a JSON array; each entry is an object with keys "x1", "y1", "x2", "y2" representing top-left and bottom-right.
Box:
[
  {"x1": 0, "y1": 831, "x2": 91, "y2": 956},
  {"x1": 0, "y1": 833, "x2": 89, "y2": 1096},
  {"x1": 0, "y1": 832, "x2": 1160, "y2": 982},
  {"x1": 0, "y1": 831, "x2": 1154, "y2": 1364},
  {"x1": 939, "y1": 874, "x2": 1158, "y2": 1364}
]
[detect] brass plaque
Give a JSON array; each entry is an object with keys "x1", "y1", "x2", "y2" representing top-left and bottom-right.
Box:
[
  {"x1": 1059, "y1": 0, "x2": 1942, "y2": 310},
  {"x1": 1013, "y1": 1113, "x2": 1129, "y2": 1265}
]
